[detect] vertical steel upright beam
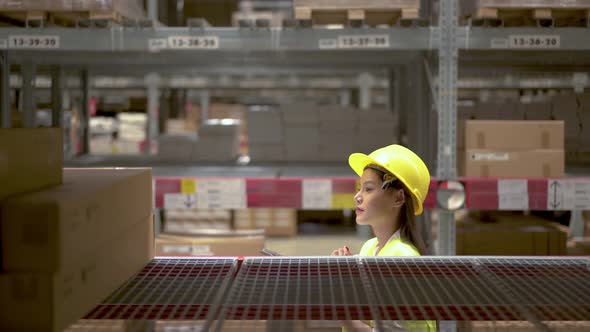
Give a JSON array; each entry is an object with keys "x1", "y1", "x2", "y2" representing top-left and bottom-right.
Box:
[
  {"x1": 80, "y1": 69, "x2": 90, "y2": 154},
  {"x1": 51, "y1": 65, "x2": 64, "y2": 128},
  {"x1": 437, "y1": 1, "x2": 459, "y2": 329},
  {"x1": 358, "y1": 72, "x2": 373, "y2": 110},
  {"x1": 147, "y1": 0, "x2": 158, "y2": 22},
  {"x1": 21, "y1": 61, "x2": 36, "y2": 128},
  {"x1": 437, "y1": 0, "x2": 459, "y2": 257},
  {"x1": 200, "y1": 90, "x2": 210, "y2": 125},
  {"x1": 0, "y1": 52, "x2": 9, "y2": 128},
  {"x1": 146, "y1": 73, "x2": 160, "y2": 154}
]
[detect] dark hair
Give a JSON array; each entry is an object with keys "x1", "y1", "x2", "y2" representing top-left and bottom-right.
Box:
[{"x1": 365, "y1": 166, "x2": 427, "y2": 255}]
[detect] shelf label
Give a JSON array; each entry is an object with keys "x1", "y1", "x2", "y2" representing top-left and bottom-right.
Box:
[
  {"x1": 508, "y1": 35, "x2": 560, "y2": 49},
  {"x1": 9, "y1": 35, "x2": 60, "y2": 49},
  {"x1": 547, "y1": 179, "x2": 590, "y2": 210},
  {"x1": 148, "y1": 38, "x2": 168, "y2": 52},
  {"x1": 498, "y1": 180, "x2": 529, "y2": 210},
  {"x1": 196, "y1": 179, "x2": 246, "y2": 209},
  {"x1": 302, "y1": 179, "x2": 332, "y2": 209},
  {"x1": 0, "y1": 39, "x2": 7, "y2": 49},
  {"x1": 164, "y1": 193, "x2": 197, "y2": 209},
  {"x1": 318, "y1": 38, "x2": 337, "y2": 49},
  {"x1": 167, "y1": 36, "x2": 219, "y2": 49},
  {"x1": 337, "y1": 35, "x2": 389, "y2": 49}
]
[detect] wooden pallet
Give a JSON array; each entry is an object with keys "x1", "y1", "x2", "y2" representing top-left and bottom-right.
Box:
[
  {"x1": 465, "y1": 7, "x2": 590, "y2": 27},
  {"x1": 293, "y1": 0, "x2": 422, "y2": 27},
  {"x1": 0, "y1": 9, "x2": 128, "y2": 27}
]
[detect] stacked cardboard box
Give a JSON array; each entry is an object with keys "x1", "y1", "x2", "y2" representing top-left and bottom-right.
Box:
[
  {"x1": 116, "y1": 112, "x2": 146, "y2": 155},
  {"x1": 460, "y1": 120, "x2": 564, "y2": 177},
  {"x1": 318, "y1": 106, "x2": 359, "y2": 162},
  {"x1": 579, "y1": 93, "x2": 590, "y2": 162},
  {"x1": 234, "y1": 208, "x2": 298, "y2": 237},
  {"x1": 551, "y1": 94, "x2": 581, "y2": 152},
  {"x1": 248, "y1": 110, "x2": 284, "y2": 161},
  {"x1": 155, "y1": 230, "x2": 264, "y2": 256},
  {"x1": 282, "y1": 103, "x2": 320, "y2": 161},
  {"x1": 158, "y1": 133, "x2": 198, "y2": 161},
  {"x1": 0, "y1": 162, "x2": 154, "y2": 331},
  {"x1": 0, "y1": 128, "x2": 63, "y2": 201},
  {"x1": 357, "y1": 108, "x2": 398, "y2": 153},
  {"x1": 456, "y1": 213, "x2": 568, "y2": 256},
  {"x1": 164, "y1": 209, "x2": 232, "y2": 233},
  {"x1": 194, "y1": 122, "x2": 241, "y2": 161}
]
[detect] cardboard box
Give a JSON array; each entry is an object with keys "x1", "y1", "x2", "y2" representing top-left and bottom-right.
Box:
[
  {"x1": 155, "y1": 230, "x2": 265, "y2": 256},
  {"x1": 285, "y1": 126, "x2": 319, "y2": 145},
  {"x1": 248, "y1": 111, "x2": 283, "y2": 144},
  {"x1": 465, "y1": 120, "x2": 564, "y2": 150},
  {"x1": 567, "y1": 237, "x2": 590, "y2": 255},
  {"x1": 0, "y1": 216, "x2": 153, "y2": 332},
  {"x1": 234, "y1": 209, "x2": 297, "y2": 237},
  {"x1": 464, "y1": 149, "x2": 564, "y2": 177},
  {"x1": 249, "y1": 144, "x2": 285, "y2": 161},
  {"x1": 318, "y1": 106, "x2": 358, "y2": 123},
  {"x1": 525, "y1": 102, "x2": 552, "y2": 120},
  {"x1": 456, "y1": 215, "x2": 567, "y2": 256},
  {"x1": 281, "y1": 105, "x2": 319, "y2": 125},
  {"x1": 156, "y1": 320, "x2": 268, "y2": 332},
  {"x1": 0, "y1": 128, "x2": 63, "y2": 200},
  {"x1": 1, "y1": 168, "x2": 152, "y2": 272}
]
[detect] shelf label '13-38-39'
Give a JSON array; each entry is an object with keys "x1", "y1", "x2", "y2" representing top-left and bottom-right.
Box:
[{"x1": 167, "y1": 36, "x2": 219, "y2": 49}]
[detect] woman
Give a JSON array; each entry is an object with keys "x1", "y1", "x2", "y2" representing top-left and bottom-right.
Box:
[{"x1": 332, "y1": 144, "x2": 436, "y2": 332}]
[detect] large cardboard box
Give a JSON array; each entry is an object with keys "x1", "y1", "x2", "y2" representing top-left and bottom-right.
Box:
[
  {"x1": 464, "y1": 120, "x2": 564, "y2": 150},
  {"x1": 281, "y1": 105, "x2": 319, "y2": 125},
  {"x1": 234, "y1": 209, "x2": 297, "y2": 237},
  {"x1": 464, "y1": 149, "x2": 564, "y2": 177},
  {"x1": 0, "y1": 128, "x2": 63, "y2": 200},
  {"x1": 0, "y1": 216, "x2": 153, "y2": 332},
  {"x1": 249, "y1": 144, "x2": 285, "y2": 161},
  {"x1": 1, "y1": 168, "x2": 152, "y2": 272},
  {"x1": 248, "y1": 111, "x2": 283, "y2": 144},
  {"x1": 456, "y1": 215, "x2": 567, "y2": 256},
  {"x1": 155, "y1": 230, "x2": 264, "y2": 256}
]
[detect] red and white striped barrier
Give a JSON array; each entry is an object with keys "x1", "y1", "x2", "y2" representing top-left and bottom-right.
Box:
[{"x1": 154, "y1": 177, "x2": 590, "y2": 211}]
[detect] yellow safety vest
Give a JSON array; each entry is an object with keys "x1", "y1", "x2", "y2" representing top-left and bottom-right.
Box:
[{"x1": 349, "y1": 237, "x2": 437, "y2": 332}]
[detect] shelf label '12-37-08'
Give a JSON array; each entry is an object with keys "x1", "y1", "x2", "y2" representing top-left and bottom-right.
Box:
[
  {"x1": 9, "y1": 35, "x2": 60, "y2": 49},
  {"x1": 508, "y1": 35, "x2": 560, "y2": 49}
]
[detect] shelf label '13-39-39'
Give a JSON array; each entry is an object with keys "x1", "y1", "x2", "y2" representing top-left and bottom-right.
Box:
[{"x1": 9, "y1": 35, "x2": 60, "y2": 49}]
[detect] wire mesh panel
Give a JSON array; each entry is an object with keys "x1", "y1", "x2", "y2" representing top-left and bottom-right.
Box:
[
  {"x1": 211, "y1": 257, "x2": 375, "y2": 331},
  {"x1": 83, "y1": 258, "x2": 237, "y2": 323},
  {"x1": 476, "y1": 257, "x2": 590, "y2": 323},
  {"x1": 361, "y1": 257, "x2": 523, "y2": 322}
]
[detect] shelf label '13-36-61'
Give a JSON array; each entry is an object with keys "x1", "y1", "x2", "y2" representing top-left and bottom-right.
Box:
[
  {"x1": 167, "y1": 36, "x2": 219, "y2": 49},
  {"x1": 508, "y1": 35, "x2": 560, "y2": 49}
]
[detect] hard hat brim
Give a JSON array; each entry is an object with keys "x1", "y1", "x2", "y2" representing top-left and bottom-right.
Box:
[{"x1": 348, "y1": 152, "x2": 424, "y2": 215}]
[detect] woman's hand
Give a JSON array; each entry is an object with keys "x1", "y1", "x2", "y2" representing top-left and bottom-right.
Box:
[{"x1": 331, "y1": 246, "x2": 353, "y2": 256}]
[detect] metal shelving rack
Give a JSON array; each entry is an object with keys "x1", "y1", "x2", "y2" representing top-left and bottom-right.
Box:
[
  {"x1": 1, "y1": 1, "x2": 589, "y2": 247},
  {"x1": 77, "y1": 256, "x2": 590, "y2": 331}
]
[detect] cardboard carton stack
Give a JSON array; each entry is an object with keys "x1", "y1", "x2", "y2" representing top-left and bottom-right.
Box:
[
  {"x1": 193, "y1": 121, "x2": 241, "y2": 161},
  {"x1": 0, "y1": 128, "x2": 154, "y2": 331},
  {"x1": 578, "y1": 93, "x2": 590, "y2": 162},
  {"x1": 357, "y1": 108, "x2": 398, "y2": 153},
  {"x1": 248, "y1": 109, "x2": 284, "y2": 161},
  {"x1": 234, "y1": 208, "x2": 298, "y2": 237},
  {"x1": 155, "y1": 229, "x2": 265, "y2": 256},
  {"x1": 164, "y1": 209, "x2": 232, "y2": 233},
  {"x1": 116, "y1": 112, "x2": 146, "y2": 155},
  {"x1": 247, "y1": 105, "x2": 399, "y2": 162},
  {"x1": 282, "y1": 103, "x2": 320, "y2": 162},
  {"x1": 460, "y1": 120, "x2": 564, "y2": 177},
  {"x1": 89, "y1": 117, "x2": 117, "y2": 155},
  {"x1": 551, "y1": 95, "x2": 581, "y2": 154},
  {"x1": 456, "y1": 213, "x2": 568, "y2": 256},
  {"x1": 318, "y1": 106, "x2": 359, "y2": 162}
]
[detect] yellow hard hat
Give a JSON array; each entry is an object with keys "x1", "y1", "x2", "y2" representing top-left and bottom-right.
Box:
[{"x1": 348, "y1": 144, "x2": 431, "y2": 215}]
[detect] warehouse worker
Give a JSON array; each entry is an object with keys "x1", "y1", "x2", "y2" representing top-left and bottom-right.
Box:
[{"x1": 331, "y1": 144, "x2": 436, "y2": 332}]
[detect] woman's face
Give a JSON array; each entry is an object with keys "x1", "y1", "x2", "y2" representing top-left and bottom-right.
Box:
[{"x1": 353, "y1": 168, "x2": 397, "y2": 225}]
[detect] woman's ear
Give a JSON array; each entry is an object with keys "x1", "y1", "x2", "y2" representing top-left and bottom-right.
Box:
[{"x1": 392, "y1": 189, "x2": 405, "y2": 208}]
